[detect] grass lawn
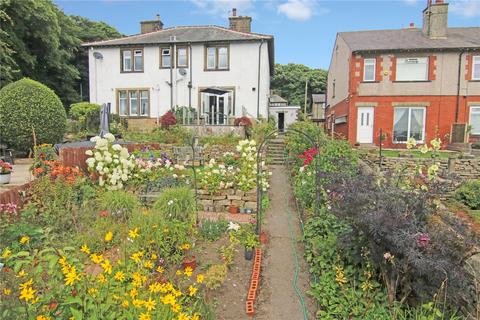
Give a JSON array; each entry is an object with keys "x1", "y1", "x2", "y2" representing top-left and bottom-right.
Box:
[{"x1": 469, "y1": 210, "x2": 480, "y2": 223}]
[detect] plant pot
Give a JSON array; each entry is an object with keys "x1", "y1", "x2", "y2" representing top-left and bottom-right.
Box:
[
  {"x1": 246, "y1": 208, "x2": 253, "y2": 214},
  {"x1": 182, "y1": 256, "x2": 197, "y2": 271},
  {"x1": 244, "y1": 248, "x2": 254, "y2": 260},
  {"x1": 240, "y1": 208, "x2": 246, "y2": 214},
  {"x1": 229, "y1": 206, "x2": 239, "y2": 214},
  {"x1": 0, "y1": 173, "x2": 11, "y2": 184},
  {"x1": 259, "y1": 231, "x2": 268, "y2": 244}
]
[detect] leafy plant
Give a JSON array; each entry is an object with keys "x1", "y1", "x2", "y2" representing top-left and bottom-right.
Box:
[
  {"x1": 69, "y1": 101, "x2": 101, "y2": 132},
  {"x1": 199, "y1": 219, "x2": 228, "y2": 242},
  {"x1": 455, "y1": 180, "x2": 480, "y2": 210},
  {"x1": 0, "y1": 78, "x2": 67, "y2": 152},
  {"x1": 98, "y1": 190, "x2": 140, "y2": 219},
  {"x1": 159, "y1": 110, "x2": 177, "y2": 128},
  {"x1": 153, "y1": 187, "x2": 196, "y2": 224},
  {"x1": 204, "y1": 264, "x2": 227, "y2": 290}
]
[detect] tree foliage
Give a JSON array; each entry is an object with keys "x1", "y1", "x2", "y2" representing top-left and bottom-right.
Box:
[
  {"x1": 271, "y1": 63, "x2": 327, "y2": 111},
  {"x1": 0, "y1": 0, "x2": 121, "y2": 107}
]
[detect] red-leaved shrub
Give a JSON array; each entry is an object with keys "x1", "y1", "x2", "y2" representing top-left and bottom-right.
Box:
[
  {"x1": 234, "y1": 116, "x2": 252, "y2": 127},
  {"x1": 159, "y1": 111, "x2": 177, "y2": 128}
]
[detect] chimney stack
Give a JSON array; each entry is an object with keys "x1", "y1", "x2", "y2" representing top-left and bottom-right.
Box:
[
  {"x1": 140, "y1": 15, "x2": 164, "y2": 34},
  {"x1": 422, "y1": 0, "x2": 448, "y2": 39},
  {"x1": 229, "y1": 8, "x2": 252, "y2": 33}
]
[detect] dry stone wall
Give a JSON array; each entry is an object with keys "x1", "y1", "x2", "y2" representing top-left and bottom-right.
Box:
[{"x1": 197, "y1": 188, "x2": 257, "y2": 212}]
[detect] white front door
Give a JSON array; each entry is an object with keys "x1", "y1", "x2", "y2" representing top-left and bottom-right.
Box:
[{"x1": 356, "y1": 107, "x2": 374, "y2": 143}]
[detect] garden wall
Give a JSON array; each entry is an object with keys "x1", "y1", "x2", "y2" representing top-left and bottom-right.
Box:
[
  {"x1": 0, "y1": 182, "x2": 31, "y2": 208},
  {"x1": 197, "y1": 188, "x2": 257, "y2": 212},
  {"x1": 361, "y1": 154, "x2": 480, "y2": 180},
  {"x1": 183, "y1": 125, "x2": 245, "y2": 137}
]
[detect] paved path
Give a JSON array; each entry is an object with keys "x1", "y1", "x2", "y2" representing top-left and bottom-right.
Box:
[
  {"x1": 0, "y1": 160, "x2": 33, "y2": 192},
  {"x1": 255, "y1": 165, "x2": 316, "y2": 320}
]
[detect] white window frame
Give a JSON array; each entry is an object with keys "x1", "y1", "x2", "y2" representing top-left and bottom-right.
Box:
[
  {"x1": 140, "y1": 91, "x2": 149, "y2": 116},
  {"x1": 161, "y1": 48, "x2": 171, "y2": 68},
  {"x1": 218, "y1": 46, "x2": 229, "y2": 70},
  {"x1": 363, "y1": 58, "x2": 376, "y2": 82},
  {"x1": 470, "y1": 106, "x2": 480, "y2": 135},
  {"x1": 177, "y1": 47, "x2": 188, "y2": 68},
  {"x1": 134, "y1": 50, "x2": 143, "y2": 71},
  {"x1": 129, "y1": 91, "x2": 138, "y2": 116},
  {"x1": 396, "y1": 57, "x2": 429, "y2": 81},
  {"x1": 393, "y1": 107, "x2": 426, "y2": 143},
  {"x1": 119, "y1": 90, "x2": 128, "y2": 116},
  {"x1": 122, "y1": 50, "x2": 132, "y2": 72},
  {"x1": 472, "y1": 56, "x2": 480, "y2": 80},
  {"x1": 206, "y1": 47, "x2": 216, "y2": 70}
]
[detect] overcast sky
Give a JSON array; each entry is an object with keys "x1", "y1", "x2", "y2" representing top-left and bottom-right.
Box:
[{"x1": 56, "y1": 0, "x2": 480, "y2": 69}]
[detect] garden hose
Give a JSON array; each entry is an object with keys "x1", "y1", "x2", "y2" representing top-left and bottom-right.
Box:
[{"x1": 282, "y1": 152, "x2": 309, "y2": 320}]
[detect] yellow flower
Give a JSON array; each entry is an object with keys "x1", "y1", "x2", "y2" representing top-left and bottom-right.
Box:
[
  {"x1": 160, "y1": 293, "x2": 175, "y2": 305},
  {"x1": 19, "y1": 279, "x2": 33, "y2": 290},
  {"x1": 88, "y1": 287, "x2": 98, "y2": 297},
  {"x1": 80, "y1": 244, "x2": 90, "y2": 254},
  {"x1": 128, "y1": 228, "x2": 140, "y2": 239},
  {"x1": 90, "y1": 253, "x2": 104, "y2": 264},
  {"x1": 104, "y1": 231, "x2": 113, "y2": 242},
  {"x1": 129, "y1": 288, "x2": 138, "y2": 299},
  {"x1": 114, "y1": 271, "x2": 125, "y2": 282},
  {"x1": 20, "y1": 236, "x2": 30, "y2": 244},
  {"x1": 196, "y1": 274, "x2": 204, "y2": 283},
  {"x1": 19, "y1": 286, "x2": 36, "y2": 303},
  {"x1": 144, "y1": 297, "x2": 156, "y2": 311},
  {"x1": 184, "y1": 266, "x2": 193, "y2": 277},
  {"x1": 122, "y1": 300, "x2": 129, "y2": 308},
  {"x1": 171, "y1": 303, "x2": 181, "y2": 313},
  {"x1": 36, "y1": 316, "x2": 51, "y2": 320},
  {"x1": 1, "y1": 248, "x2": 11, "y2": 259},
  {"x1": 139, "y1": 313, "x2": 151, "y2": 320},
  {"x1": 97, "y1": 274, "x2": 107, "y2": 284},
  {"x1": 148, "y1": 282, "x2": 161, "y2": 293},
  {"x1": 16, "y1": 270, "x2": 28, "y2": 278},
  {"x1": 144, "y1": 260, "x2": 153, "y2": 269},
  {"x1": 131, "y1": 272, "x2": 145, "y2": 287},
  {"x1": 101, "y1": 259, "x2": 112, "y2": 274},
  {"x1": 133, "y1": 299, "x2": 144, "y2": 308},
  {"x1": 151, "y1": 253, "x2": 158, "y2": 260},
  {"x1": 130, "y1": 251, "x2": 144, "y2": 264},
  {"x1": 180, "y1": 243, "x2": 190, "y2": 250},
  {"x1": 178, "y1": 313, "x2": 190, "y2": 320},
  {"x1": 172, "y1": 288, "x2": 182, "y2": 297},
  {"x1": 65, "y1": 266, "x2": 81, "y2": 286},
  {"x1": 175, "y1": 270, "x2": 183, "y2": 276},
  {"x1": 3, "y1": 288, "x2": 11, "y2": 296},
  {"x1": 191, "y1": 314, "x2": 200, "y2": 320},
  {"x1": 156, "y1": 266, "x2": 164, "y2": 273},
  {"x1": 335, "y1": 266, "x2": 347, "y2": 285},
  {"x1": 188, "y1": 285, "x2": 197, "y2": 296}
]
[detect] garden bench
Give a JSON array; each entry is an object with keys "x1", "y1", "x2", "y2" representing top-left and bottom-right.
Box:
[{"x1": 172, "y1": 146, "x2": 205, "y2": 166}]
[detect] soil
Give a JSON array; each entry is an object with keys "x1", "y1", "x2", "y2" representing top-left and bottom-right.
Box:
[{"x1": 255, "y1": 165, "x2": 316, "y2": 320}]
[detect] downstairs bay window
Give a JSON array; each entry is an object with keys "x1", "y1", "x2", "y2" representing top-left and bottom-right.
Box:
[
  {"x1": 393, "y1": 107, "x2": 426, "y2": 143},
  {"x1": 117, "y1": 89, "x2": 149, "y2": 117}
]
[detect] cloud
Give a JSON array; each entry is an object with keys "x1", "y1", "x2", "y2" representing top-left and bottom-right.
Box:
[
  {"x1": 276, "y1": 0, "x2": 326, "y2": 21},
  {"x1": 450, "y1": 0, "x2": 480, "y2": 18},
  {"x1": 190, "y1": 0, "x2": 255, "y2": 17}
]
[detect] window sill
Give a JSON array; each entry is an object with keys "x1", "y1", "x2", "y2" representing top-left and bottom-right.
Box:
[
  {"x1": 392, "y1": 80, "x2": 431, "y2": 83},
  {"x1": 159, "y1": 66, "x2": 171, "y2": 69},
  {"x1": 469, "y1": 79, "x2": 480, "y2": 82},
  {"x1": 361, "y1": 80, "x2": 380, "y2": 83},
  {"x1": 392, "y1": 141, "x2": 425, "y2": 144},
  {"x1": 120, "y1": 71, "x2": 144, "y2": 74},
  {"x1": 204, "y1": 68, "x2": 230, "y2": 72},
  {"x1": 119, "y1": 115, "x2": 151, "y2": 119}
]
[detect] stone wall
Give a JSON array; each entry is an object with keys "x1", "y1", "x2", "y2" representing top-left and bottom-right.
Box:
[
  {"x1": 361, "y1": 154, "x2": 480, "y2": 180},
  {"x1": 197, "y1": 188, "x2": 257, "y2": 212}
]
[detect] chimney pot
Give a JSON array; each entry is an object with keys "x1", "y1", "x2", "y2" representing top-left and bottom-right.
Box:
[
  {"x1": 228, "y1": 9, "x2": 252, "y2": 33},
  {"x1": 232, "y1": 8, "x2": 237, "y2": 17},
  {"x1": 409, "y1": 22, "x2": 415, "y2": 28},
  {"x1": 422, "y1": 0, "x2": 448, "y2": 39},
  {"x1": 435, "y1": 0, "x2": 444, "y2": 3},
  {"x1": 140, "y1": 16, "x2": 164, "y2": 34}
]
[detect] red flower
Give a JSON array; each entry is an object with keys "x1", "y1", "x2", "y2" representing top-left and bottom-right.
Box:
[{"x1": 100, "y1": 211, "x2": 108, "y2": 217}]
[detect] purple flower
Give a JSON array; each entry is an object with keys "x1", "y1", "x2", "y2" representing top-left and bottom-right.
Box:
[{"x1": 416, "y1": 233, "x2": 430, "y2": 248}]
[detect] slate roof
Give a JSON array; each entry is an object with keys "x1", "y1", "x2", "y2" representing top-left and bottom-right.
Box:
[
  {"x1": 312, "y1": 94, "x2": 326, "y2": 103},
  {"x1": 269, "y1": 94, "x2": 288, "y2": 104},
  {"x1": 339, "y1": 27, "x2": 480, "y2": 52},
  {"x1": 82, "y1": 25, "x2": 272, "y2": 47}
]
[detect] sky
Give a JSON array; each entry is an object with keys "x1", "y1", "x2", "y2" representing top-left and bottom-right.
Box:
[{"x1": 56, "y1": 0, "x2": 480, "y2": 69}]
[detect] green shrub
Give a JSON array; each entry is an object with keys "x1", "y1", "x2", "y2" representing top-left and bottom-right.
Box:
[
  {"x1": 199, "y1": 219, "x2": 228, "y2": 241},
  {"x1": 455, "y1": 180, "x2": 480, "y2": 210},
  {"x1": 0, "y1": 78, "x2": 67, "y2": 152},
  {"x1": 98, "y1": 190, "x2": 140, "y2": 218},
  {"x1": 69, "y1": 102, "x2": 101, "y2": 132},
  {"x1": 153, "y1": 187, "x2": 196, "y2": 224}
]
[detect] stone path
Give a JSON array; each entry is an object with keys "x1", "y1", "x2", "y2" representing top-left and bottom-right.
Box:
[
  {"x1": 0, "y1": 159, "x2": 33, "y2": 192},
  {"x1": 254, "y1": 165, "x2": 316, "y2": 320}
]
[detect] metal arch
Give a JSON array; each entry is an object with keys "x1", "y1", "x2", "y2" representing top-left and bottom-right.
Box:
[{"x1": 255, "y1": 127, "x2": 322, "y2": 235}]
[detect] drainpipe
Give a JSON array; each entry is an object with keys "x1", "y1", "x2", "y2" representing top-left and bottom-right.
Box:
[
  {"x1": 188, "y1": 43, "x2": 192, "y2": 110},
  {"x1": 170, "y1": 44, "x2": 173, "y2": 110},
  {"x1": 257, "y1": 39, "x2": 265, "y2": 119},
  {"x1": 455, "y1": 51, "x2": 465, "y2": 123}
]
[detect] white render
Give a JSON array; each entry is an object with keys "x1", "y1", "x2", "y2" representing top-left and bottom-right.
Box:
[
  {"x1": 269, "y1": 106, "x2": 300, "y2": 130},
  {"x1": 88, "y1": 41, "x2": 271, "y2": 122}
]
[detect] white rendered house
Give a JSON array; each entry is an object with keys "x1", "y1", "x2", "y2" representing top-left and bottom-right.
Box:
[{"x1": 83, "y1": 10, "x2": 274, "y2": 130}]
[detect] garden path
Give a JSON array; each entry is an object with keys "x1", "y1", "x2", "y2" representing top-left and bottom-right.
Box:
[{"x1": 254, "y1": 165, "x2": 316, "y2": 320}]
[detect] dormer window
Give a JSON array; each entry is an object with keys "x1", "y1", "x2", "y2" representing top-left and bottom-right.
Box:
[
  {"x1": 121, "y1": 49, "x2": 143, "y2": 72},
  {"x1": 205, "y1": 45, "x2": 229, "y2": 71},
  {"x1": 363, "y1": 58, "x2": 376, "y2": 82},
  {"x1": 161, "y1": 48, "x2": 171, "y2": 68}
]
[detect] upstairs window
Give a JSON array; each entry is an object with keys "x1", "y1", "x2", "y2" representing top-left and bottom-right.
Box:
[
  {"x1": 206, "y1": 45, "x2": 229, "y2": 70},
  {"x1": 396, "y1": 57, "x2": 428, "y2": 81},
  {"x1": 177, "y1": 47, "x2": 188, "y2": 67},
  {"x1": 117, "y1": 89, "x2": 149, "y2": 117},
  {"x1": 161, "y1": 48, "x2": 171, "y2": 68},
  {"x1": 121, "y1": 49, "x2": 143, "y2": 72},
  {"x1": 470, "y1": 106, "x2": 480, "y2": 135},
  {"x1": 473, "y1": 56, "x2": 480, "y2": 80},
  {"x1": 363, "y1": 58, "x2": 376, "y2": 82}
]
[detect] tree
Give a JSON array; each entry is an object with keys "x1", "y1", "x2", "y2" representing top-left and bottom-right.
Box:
[
  {"x1": 0, "y1": 0, "x2": 121, "y2": 107},
  {"x1": 271, "y1": 63, "x2": 327, "y2": 113}
]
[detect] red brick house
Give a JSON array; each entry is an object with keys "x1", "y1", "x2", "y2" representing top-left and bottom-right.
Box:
[{"x1": 325, "y1": 0, "x2": 480, "y2": 148}]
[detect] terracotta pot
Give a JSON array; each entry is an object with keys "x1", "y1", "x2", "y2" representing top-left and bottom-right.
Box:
[
  {"x1": 259, "y1": 231, "x2": 268, "y2": 244},
  {"x1": 229, "y1": 206, "x2": 239, "y2": 214},
  {"x1": 182, "y1": 256, "x2": 197, "y2": 270}
]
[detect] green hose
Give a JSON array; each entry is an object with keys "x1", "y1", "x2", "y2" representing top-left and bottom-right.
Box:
[{"x1": 283, "y1": 154, "x2": 309, "y2": 320}]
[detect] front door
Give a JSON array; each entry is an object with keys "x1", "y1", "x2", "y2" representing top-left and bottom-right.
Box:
[
  {"x1": 278, "y1": 112, "x2": 285, "y2": 132},
  {"x1": 204, "y1": 93, "x2": 229, "y2": 125},
  {"x1": 356, "y1": 107, "x2": 374, "y2": 143}
]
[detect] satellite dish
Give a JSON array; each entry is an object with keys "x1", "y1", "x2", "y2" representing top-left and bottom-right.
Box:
[{"x1": 178, "y1": 68, "x2": 187, "y2": 76}]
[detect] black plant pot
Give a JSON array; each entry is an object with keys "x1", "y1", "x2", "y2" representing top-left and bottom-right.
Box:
[{"x1": 244, "y1": 247, "x2": 254, "y2": 260}]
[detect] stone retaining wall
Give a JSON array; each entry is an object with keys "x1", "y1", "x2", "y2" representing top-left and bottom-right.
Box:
[
  {"x1": 361, "y1": 154, "x2": 480, "y2": 180},
  {"x1": 197, "y1": 188, "x2": 257, "y2": 212}
]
